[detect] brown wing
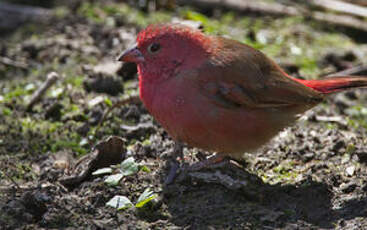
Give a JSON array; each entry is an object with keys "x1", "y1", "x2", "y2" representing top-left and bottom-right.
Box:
[{"x1": 198, "y1": 37, "x2": 324, "y2": 109}]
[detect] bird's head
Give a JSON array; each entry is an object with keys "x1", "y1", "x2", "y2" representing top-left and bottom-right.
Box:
[{"x1": 118, "y1": 24, "x2": 214, "y2": 82}]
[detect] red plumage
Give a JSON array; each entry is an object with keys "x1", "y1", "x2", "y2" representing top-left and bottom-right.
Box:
[
  {"x1": 119, "y1": 24, "x2": 367, "y2": 160},
  {"x1": 297, "y1": 77, "x2": 367, "y2": 93}
]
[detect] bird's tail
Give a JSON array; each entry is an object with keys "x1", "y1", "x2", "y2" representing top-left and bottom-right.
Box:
[{"x1": 295, "y1": 76, "x2": 367, "y2": 94}]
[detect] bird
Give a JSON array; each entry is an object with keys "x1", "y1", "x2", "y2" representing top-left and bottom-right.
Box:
[{"x1": 118, "y1": 23, "x2": 367, "y2": 176}]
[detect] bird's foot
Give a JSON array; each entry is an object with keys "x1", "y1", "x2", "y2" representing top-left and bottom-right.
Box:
[
  {"x1": 165, "y1": 160, "x2": 181, "y2": 185},
  {"x1": 164, "y1": 147, "x2": 242, "y2": 184},
  {"x1": 171, "y1": 154, "x2": 245, "y2": 186},
  {"x1": 187, "y1": 154, "x2": 241, "y2": 171},
  {"x1": 164, "y1": 142, "x2": 184, "y2": 185}
]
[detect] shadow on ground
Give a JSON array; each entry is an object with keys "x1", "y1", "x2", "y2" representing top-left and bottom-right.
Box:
[{"x1": 159, "y1": 167, "x2": 367, "y2": 229}]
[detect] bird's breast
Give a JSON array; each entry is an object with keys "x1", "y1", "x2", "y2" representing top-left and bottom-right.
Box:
[
  {"x1": 139, "y1": 75, "x2": 297, "y2": 157},
  {"x1": 140, "y1": 76, "x2": 198, "y2": 139}
]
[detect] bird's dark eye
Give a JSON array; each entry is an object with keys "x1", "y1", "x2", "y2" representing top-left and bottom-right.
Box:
[{"x1": 148, "y1": 43, "x2": 161, "y2": 54}]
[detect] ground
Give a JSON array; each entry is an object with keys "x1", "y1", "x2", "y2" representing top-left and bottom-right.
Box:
[{"x1": 1, "y1": 1, "x2": 367, "y2": 229}]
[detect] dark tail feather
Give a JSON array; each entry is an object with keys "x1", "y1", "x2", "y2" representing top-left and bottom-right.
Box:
[{"x1": 296, "y1": 76, "x2": 367, "y2": 94}]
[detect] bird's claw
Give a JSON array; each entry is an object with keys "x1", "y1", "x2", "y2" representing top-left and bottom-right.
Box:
[{"x1": 164, "y1": 160, "x2": 180, "y2": 185}]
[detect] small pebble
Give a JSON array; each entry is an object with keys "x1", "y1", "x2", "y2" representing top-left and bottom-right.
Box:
[{"x1": 345, "y1": 165, "x2": 355, "y2": 176}]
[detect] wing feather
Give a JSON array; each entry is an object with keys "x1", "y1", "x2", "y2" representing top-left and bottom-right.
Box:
[{"x1": 198, "y1": 37, "x2": 324, "y2": 109}]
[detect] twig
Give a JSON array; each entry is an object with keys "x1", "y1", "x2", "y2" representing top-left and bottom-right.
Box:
[
  {"x1": 326, "y1": 65, "x2": 367, "y2": 77},
  {"x1": 311, "y1": 11, "x2": 367, "y2": 33},
  {"x1": 178, "y1": 0, "x2": 367, "y2": 33},
  {"x1": 310, "y1": 0, "x2": 367, "y2": 18},
  {"x1": 0, "y1": 2, "x2": 52, "y2": 30},
  {"x1": 344, "y1": 0, "x2": 367, "y2": 7},
  {"x1": 95, "y1": 95, "x2": 141, "y2": 133},
  {"x1": 0, "y1": 56, "x2": 28, "y2": 69},
  {"x1": 26, "y1": 72, "x2": 59, "y2": 111},
  {"x1": 313, "y1": 115, "x2": 348, "y2": 126},
  {"x1": 177, "y1": 0, "x2": 300, "y2": 17}
]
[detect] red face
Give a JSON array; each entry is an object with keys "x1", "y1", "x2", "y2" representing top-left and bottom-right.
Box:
[{"x1": 118, "y1": 24, "x2": 212, "y2": 82}]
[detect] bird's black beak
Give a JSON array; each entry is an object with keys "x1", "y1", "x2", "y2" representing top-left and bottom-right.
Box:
[{"x1": 117, "y1": 47, "x2": 144, "y2": 63}]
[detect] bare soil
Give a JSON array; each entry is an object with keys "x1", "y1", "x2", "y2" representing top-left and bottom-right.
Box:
[{"x1": 1, "y1": 1, "x2": 367, "y2": 229}]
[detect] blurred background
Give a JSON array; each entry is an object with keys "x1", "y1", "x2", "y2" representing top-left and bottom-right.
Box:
[{"x1": 1, "y1": 0, "x2": 367, "y2": 79}]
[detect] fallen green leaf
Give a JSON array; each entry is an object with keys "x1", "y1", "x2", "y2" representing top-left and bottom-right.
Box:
[
  {"x1": 104, "y1": 97, "x2": 113, "y2": 107},
  {"x1": 104, "y1": 173, "x2": 123, "y2": 185},
  {"x1": 106, "y1": 195, "x2": 132, "y2": 210},
  {"x1": 50, "y1": 87, "x2": 64, "y2": 98},
  {"x1": 135, "y1": 188, "x2": 157, "y2": 208},
  {"x1": 139, "y1": 165, "x2": 151, "y2": 173},
  {"x1": 120, "y1": 157, "x2": 139, "y2": 176},
  {"x1": 92, "y1": 167, "x2": 113, "y2": 175}
]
